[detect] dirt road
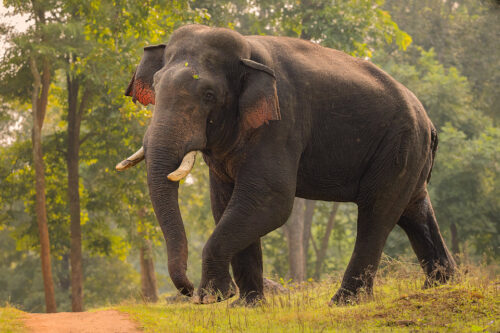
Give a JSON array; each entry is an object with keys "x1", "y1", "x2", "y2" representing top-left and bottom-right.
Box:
[{"x1": 24, "y1": 309, "x2": 141, "y2": 333}]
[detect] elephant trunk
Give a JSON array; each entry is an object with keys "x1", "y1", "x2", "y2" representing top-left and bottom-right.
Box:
[{"x1": 146, "y1": 144, "x2": 194, "y2": 296}]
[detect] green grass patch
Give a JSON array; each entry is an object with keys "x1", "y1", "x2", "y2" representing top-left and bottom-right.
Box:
[
  {"x1": 0, "y1": 305, "x2": 26, "y2": 333},
  {"x1": 117, "y1": 264, "x2": 499, "y2": 332}
]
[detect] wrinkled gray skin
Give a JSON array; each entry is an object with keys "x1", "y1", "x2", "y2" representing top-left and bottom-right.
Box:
[{"x1": 123, "y1": 24, "x2": 456, "y2": 306}]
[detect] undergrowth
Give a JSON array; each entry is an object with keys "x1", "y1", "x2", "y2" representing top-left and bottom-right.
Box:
[
  {"x1": 1, "y1": 260, "x2": 498, "y2": 332},
  {"x1": 0, "y1": 304, "x2": 25, "y2": 333},
  {"x1": 118, "y1": 260, "x2": 499, "y2": 332}
]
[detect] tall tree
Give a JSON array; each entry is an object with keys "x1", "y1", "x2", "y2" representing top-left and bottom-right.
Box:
[
  {"x1": 301, "y1": 200, "x2": 316, "y2": 276},
  {"x1": 0, "y1": 0, "x2": 58, "y2": 313},
  {"x1": 29, "y1": 52, "x2": 57, "y2": 313},
  {"x1": 312, "y1": 202, "x2": 340, "y2": 280},
  {"x1": 140, "y1": 238, "x2": 159, "y2": 302},
  {"x1": 282, "y1": 198, "x2": 316, "y2": 282},
  {"x1": 65, "y1": 0, "x2": 206, "y2": 304},
  {"x1": 66, "y1": 69, "x2": 90, "y2": 311},
  {"x1": 283, "y1": 199, "x2": 306, "y2": 281},
  {"x1": 61, "y1": 14, "x2": 94, "y2": 309}
]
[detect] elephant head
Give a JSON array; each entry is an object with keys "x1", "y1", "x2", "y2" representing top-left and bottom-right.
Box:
[{"x1": 116, "y1": 25, "x2": 280, "y2": 296}]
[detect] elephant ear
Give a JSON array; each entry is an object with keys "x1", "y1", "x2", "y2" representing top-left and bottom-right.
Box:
[
  {"x1": 239, "y1": 59, "x2": 281, "y2": 130},
  {"x1": 125, "y1": 44, "x2": 166, "y2": 105}
]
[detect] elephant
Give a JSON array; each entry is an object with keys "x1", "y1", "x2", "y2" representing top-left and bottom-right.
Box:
[{"x1": 116, "y1": 24, "x2": 456, "y2": 306}]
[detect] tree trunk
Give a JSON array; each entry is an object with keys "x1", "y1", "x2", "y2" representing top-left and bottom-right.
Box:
[
  {"x1": 283, "y1": 198, "x2": 306, "y2": 282},
  {"x1": 140, "y1": 238, "x2": 159, "y2": 302},
  {"x1": 450, "y1": 222, "x2": 460, "y2": 264},
  {"x1": 66, "y1": 74, "x2": 89, "y2": 312},
  {"x1": 313, "y1": 202, "x2": 340, "y2": 280},
  {"x1": 30, "y1": 56, "x2": 57, "y2": 313},
  {"x1": 57, "y1": 254, "x2": 71, "y2": 292},
  {"x1": 301, "y1": 200, "x2": 316, "y2": 278}
]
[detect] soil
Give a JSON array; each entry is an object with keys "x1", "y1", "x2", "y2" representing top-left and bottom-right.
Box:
[{"x1": 24, "y1": 309, "x2": 141, "y2": 333}]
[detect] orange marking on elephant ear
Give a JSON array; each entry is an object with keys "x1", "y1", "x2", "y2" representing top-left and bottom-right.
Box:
[
  {"x1": 133, "y1": 79, "x2": 155, "y2": 105},
  {"x1": 243, "y1": 96, "x2": 280, "y2": 130}
]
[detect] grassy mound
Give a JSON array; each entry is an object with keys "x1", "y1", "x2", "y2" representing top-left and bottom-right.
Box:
[
  {"x1": 117, "y1": 263, "x2": 499, "y2": 332},
  {"x1": 0, "y1": 305, "x2": 25, "y2": 333}
]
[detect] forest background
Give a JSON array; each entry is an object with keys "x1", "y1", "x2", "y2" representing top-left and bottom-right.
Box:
[{"x1": 0, "y1": 0, "x2": 498, "y2": 313}]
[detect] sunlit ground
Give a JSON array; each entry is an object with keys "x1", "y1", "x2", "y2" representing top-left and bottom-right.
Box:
[
  {"x1": 115, "y1": 261, "x2": 499, "y2": 332},
  {"x1": 1, "y1": 260, "x2": 498, "y2": 332}
]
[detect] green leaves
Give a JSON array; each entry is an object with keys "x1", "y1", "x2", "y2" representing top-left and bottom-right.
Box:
[
  {"x1": 375, "y1": 47, "x2": 488, "y2": 137},
  {"x1": 192, "y1": 0, "x2": 410, "y2": 58},
  {"x1": 429, "y1": 125, "x2": 500, "y2": 259}
]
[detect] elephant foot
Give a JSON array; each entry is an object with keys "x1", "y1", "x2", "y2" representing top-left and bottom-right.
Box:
[
  {"x1": 194, "y1": 277, "x2": 236, "y2": 304},
  {"x1": 329, "y1": 287, "x2": 372, "y2": 306},
  {"x1": 165, "y1": 294, "x2": 191, "y2": 304},
  {"x1": 423, "y1": 266, "x2": 454, "y2": 289},
  {"x1": 230, "y1": 292, "x2": 265, "y2": 307}
]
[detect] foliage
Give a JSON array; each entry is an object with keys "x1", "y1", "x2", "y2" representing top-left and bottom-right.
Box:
[
  {"x1": 383, "y1": 0, "x2": 500, "y2": 123},
  {"x1": 0, "y1": 305, "x2": 25, "y2": 333},
  {"x1": 431, "y1": 126, "x2": 500, "y2": 260},
  {"x1": 375, "y1": 47, "x2": 489, "y2": 136},
  {"x1": 194, "y1": 0, "x2": 411, "y2": 57},
  {"x1": 0, "y1": 229, "x2": 141, "y2": 312}
]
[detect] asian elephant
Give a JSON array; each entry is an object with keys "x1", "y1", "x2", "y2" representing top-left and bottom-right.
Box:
[{"x1": 116, "y1": 24, "x2": 456, "y2": 306}]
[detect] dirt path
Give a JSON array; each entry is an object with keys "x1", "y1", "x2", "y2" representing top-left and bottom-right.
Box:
[{"x1": 24, "y1": 309, "x2": 141, "y2": 333}]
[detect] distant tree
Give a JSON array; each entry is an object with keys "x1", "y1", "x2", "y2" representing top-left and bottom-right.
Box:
[
  {"x1": 431, "y1": 126, "x2": 499, "y2": 261},
  {"x1": 384, "y1": 0, "x2": 500, "y2": 123},
  {"x1": 374, "y1": 48, "x2": 489, "y2": 137},
  {"x1": 0, "y1": 0, "x2": 63, "y2": 313}
]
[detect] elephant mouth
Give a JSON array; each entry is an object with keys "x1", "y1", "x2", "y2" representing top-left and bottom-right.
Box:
[{"x1": 116, "y1": 147, "x2": 197, "y2": 181}]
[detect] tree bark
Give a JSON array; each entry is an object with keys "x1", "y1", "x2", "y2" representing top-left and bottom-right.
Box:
[
  {"x1": 66, "y1": 74, "x2": 89, "y2": 312},
  {"x1": 450, "y1": 222, "x2": 460, "y2": 264},
  {"x1": 313, "y1": 202, "x2": 340, "y2": 280},
  {"x1": 30, "y1": 56, "x2": 57, "y2": 313},
  {"x1": 140, "y1": 238, "x2": 159, "y2": 302},
  {"x1": 301, "y1": 200, "x2": 316, "y2": 278},
  {"x1": 283, "y1": 198, "x2": 306, "y2": 282},
  {"x1": 57, "y1": 254, "x2": 71, "y2": 292}
]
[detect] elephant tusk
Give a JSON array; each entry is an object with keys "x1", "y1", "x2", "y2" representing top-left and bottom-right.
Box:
[
  {"x1": 115, "y1": 147, "x2": 145, "y2": 171},
  {"x1": 167, "y1": 151, "x2": 197, "y2": 181}
]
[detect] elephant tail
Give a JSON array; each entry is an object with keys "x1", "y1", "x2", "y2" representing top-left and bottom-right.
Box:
[{"x1": 427, "y1": 126, "x2": 438, "y2": 183}]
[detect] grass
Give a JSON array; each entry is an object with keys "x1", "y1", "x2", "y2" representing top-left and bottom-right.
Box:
[
  {"x1": 0, "y1": 305, "x2": 26, "y2": 333},
  {"x1": 117, "y1": 261, "x2": 499, "y2": 332},
  {"x1": 2, "y1": 261, "x2": 498, "y2": 332}
]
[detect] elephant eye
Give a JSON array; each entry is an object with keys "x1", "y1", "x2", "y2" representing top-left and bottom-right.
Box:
[{"x1": 203, "y1": 91, "x2": 216, "y2": 103}]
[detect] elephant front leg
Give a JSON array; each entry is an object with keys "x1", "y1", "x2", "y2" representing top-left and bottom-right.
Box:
[
  {"x1": 197, "y1": 172, "x2": 295, "y2": 305},
  {"x1": 195, "y1": 241, "x2": 265, "y2": 306},
  {"x1": 193, "y1": 170, "x2": 236, "y2": 304},
  {"x1": 210, "y1": 172, "x2": 264, "y2": 305}
]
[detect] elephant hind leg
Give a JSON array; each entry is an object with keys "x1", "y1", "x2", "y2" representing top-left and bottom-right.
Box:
[
  {"x1": 398, "y1": 193, "x2": 456, "y2": 287},
  {"x1": 331, "y1": 145, "x2": 421, "y2": 305},
  {"x1": 230, "y1": 240, "x2": 264, "y2": 306},
  {"x1": 330, "y1": 203, "x2": 400, "y2": 305}
]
